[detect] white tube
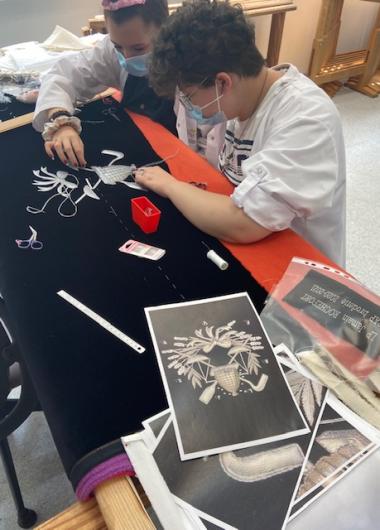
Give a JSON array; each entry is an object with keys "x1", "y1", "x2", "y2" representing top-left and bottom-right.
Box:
[{"x1": 207, "y1": 250, "x2": 229, "y2": 270}]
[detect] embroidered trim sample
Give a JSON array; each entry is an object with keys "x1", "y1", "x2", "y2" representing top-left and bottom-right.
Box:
[
  {"x1": 219, "y1": 443, "x2": 304, "y2": 483},
  {"x1": 297, "y1": 427, "x2": 371, "y2": 498},
  {"x1": 316, "y1": 428, "x2": 369, "y2": 454},
  {"x1": 301, "y1": 346, "x2": 380, "y2": 429}
]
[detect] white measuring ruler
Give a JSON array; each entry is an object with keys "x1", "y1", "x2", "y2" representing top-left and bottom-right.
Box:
[{"x1": 57, "y1": 290, "x2": 145, "y2": 354}]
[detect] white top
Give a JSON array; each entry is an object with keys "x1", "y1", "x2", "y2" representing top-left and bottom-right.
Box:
[
  {"x1": 219, "y1": 64, "x2": 346, "y2": 266},
  {"x1": 33, "y1": 35, "x2": 225, "y2": 169},
  {"x1": 33, "y1": 35, "x2": 128, "y2": 132}
]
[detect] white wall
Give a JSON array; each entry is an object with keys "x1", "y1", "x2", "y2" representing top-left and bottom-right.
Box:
[
  {"x1": 0, "y1": 0, "x2": 100, "y2": 47},
  {"x1": 0, "y1": 0, "x2": 379, "y2": 72}
]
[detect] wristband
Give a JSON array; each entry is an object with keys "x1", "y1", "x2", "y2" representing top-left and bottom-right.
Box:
[{"x1": 42, "y1": 115, "x2": 82, "y2": 142}]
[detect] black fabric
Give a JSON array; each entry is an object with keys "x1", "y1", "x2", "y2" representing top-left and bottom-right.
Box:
[
  {"x1": 70, "y1": 438, "x2": 125, "y2": 488},
  {"x1": 0, "y1": 98, "x2": 267, "y2": 486},
  {"x1": 121, "y1": 75, "x2": 177, "y2": 135},
  {"x1": 0, "y1": 94, "x2": 35, "y2": 121}
]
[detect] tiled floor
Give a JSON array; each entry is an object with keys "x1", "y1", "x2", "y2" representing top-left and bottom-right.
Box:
[
  {"x1": 1, "y1": 87, "x2": 379, "y2": 529},
  {"x1": 0, "y1": 412, "x2": 75, "y2": 529},
  {"x1": 334, "y1": 87, "x2": 380, "y2": 295}
]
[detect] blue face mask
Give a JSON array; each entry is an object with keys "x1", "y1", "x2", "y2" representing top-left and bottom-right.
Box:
[
  {"x1": 116, "y1": 50, "x2": 150, "y2": 77},
  {"x1": 183, "y1": 83, "x2": 227, "y2": 126}
]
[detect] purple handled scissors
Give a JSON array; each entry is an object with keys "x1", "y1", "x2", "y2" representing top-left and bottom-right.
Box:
[{"x1": 15, "y1": 226, "x2": 43, "y2": 250}]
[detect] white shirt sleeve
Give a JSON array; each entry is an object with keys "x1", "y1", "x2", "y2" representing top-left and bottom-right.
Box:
[
  {"x1": 231, "y1": 117, "x2": 339, "y2": 231},
  {"x1": 33, "y1": 36, "x2": 126, "y2": 131}
]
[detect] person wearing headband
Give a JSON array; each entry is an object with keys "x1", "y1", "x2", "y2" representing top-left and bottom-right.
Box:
[
  {"x1": 135, "y1": 0, "x2": 346, "y2": 266},
  {"x1": 33, "y1": 0, "x2": 179, "y2": 167}
]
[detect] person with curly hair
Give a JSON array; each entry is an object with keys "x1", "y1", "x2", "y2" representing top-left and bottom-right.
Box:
[{"x1": 135, "y1": 0, "x2": 346, "y2": 265}]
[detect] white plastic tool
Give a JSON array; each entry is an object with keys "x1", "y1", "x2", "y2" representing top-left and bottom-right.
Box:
[{"x1": 57, "y1": 290, "x2": 145, "y2": 354}]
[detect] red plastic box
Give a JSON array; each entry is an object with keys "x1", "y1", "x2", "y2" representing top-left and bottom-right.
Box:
[{"x1": 131, "y1": 196, "x2": 161, "y2": 233}]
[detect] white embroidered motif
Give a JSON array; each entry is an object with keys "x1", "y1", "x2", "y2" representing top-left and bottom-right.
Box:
[
  {"x1": 27, "y1": 149, "x2": 179, "y2": 217},
  {"x1": 162, "y1": 321, "x2": 268, "y2": 405},
  {"x1": 26, "y1": 167, "x2": 79, "y2": 217},
  {"x1": 219, "y1": 444, "x2": 304, "y2": 483},
  {"x1": 26, "y1": 150, "x2": 141, "y2": 218},
  {"x1": 75, "y1": 150, "x2": 141, "y2": 189}
]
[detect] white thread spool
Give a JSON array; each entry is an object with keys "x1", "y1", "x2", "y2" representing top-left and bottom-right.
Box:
[{"x1": 207, "y1": 250, "x2": 229, "y2": 271}]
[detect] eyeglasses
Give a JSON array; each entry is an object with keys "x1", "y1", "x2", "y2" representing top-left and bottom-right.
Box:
[{"x1": 178, "y1": 77, "x2": 209, "y2": 111}]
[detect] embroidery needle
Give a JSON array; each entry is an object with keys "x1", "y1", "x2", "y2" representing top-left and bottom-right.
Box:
[{"x1": 57, "y1": 290, "x2": 145, "y2": 354}]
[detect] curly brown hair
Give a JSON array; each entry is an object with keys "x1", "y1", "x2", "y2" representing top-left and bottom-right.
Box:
[
  {"x1": 149, "y1": 0, "x2": 265, "y2": 97},
  {"x1": 104, "y1": 0, "x2": 169, "y2": 27}
]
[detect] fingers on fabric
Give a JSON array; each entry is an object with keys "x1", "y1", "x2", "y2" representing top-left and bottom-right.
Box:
[
  {"x1": 45, "y1": 142, "x2": 55, "y2": 160},
  {"x1": 50, "y1": 128, "x2": 86, "y2": 167},
  {"x1": 62, "y1": 138, "x2": 79, "y2": 167},
  {"x1": 136, "y1": 168, "x2": 145, "y2": 176},
  {"x1": 134, "y1": 169, "x2": 145, "y2": 183},
  {"x1": 135, "y1": 171, "x2": 152, "y2": 189},
  {"x1": 71, "y1": 137, "x2": 86, "y2": 167},
  {"x1": 53, "y1": 141, "x2": 68, "y2": 165},
  {"x1": 135, "y1": 167, "x2": 157, "y2": 180}
]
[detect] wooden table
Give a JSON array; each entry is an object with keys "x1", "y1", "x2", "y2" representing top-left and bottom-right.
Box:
[{"x1": 1, "y1": 103, "x2": 331, "y2": 530}]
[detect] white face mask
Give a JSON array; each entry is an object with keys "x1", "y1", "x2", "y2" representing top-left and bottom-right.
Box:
[{"x1": 180, "y1": 82, "x2": 227, "y2": 126}]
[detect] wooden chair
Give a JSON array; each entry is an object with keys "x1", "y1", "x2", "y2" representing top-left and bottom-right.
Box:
[
  {"x1": 346, "y1": 3, "x2": 380, "y2": 96},
  {"x1": 309, "y1": 0, "x2": 380, "y2": 97}
]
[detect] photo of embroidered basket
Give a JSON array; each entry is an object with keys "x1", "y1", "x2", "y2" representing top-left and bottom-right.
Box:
[{"x1": 211, "y1": 363, "x2": 242, "y2": 396}]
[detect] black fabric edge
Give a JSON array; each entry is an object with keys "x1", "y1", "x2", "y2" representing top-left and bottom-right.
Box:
[{"x1": 69, "y1": 437, "x2": 125, "y2": 489}]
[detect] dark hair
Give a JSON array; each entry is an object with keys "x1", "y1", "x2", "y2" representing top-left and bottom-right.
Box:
[
  {"x1": 104, "y1": 0, "x2": 169, "y2": 27},
  {"x1": 149, "y1": 0, "x2": 265, "y2": 97}
]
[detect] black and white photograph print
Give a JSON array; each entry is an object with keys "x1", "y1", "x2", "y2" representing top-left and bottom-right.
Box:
[
  {"x1": 143, "y1": 409, "x2": 171, "y2": 440},
  {"x1": 289, "y1": 405, "x2": 378, "y2": 520},
  {"x1": 281, "y1": 361, "x2": 326, "y2": 429},
  {"x1": 199, "y1": 519, "x2": 224, "y2": 530},
  {"x1": 145, "y1": 293, "x2": 309, "y2": 460},
  {"x1": 153, "y1": 419, "x2": 314, "y2": 530},
  {"x1": 289, "y1": 442, "x2": 378, "y2": 520}
]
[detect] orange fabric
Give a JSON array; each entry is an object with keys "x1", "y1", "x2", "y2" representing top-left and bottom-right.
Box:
[{"x1": 127, "y1": 111, "x2": 339, "y2": 292}]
